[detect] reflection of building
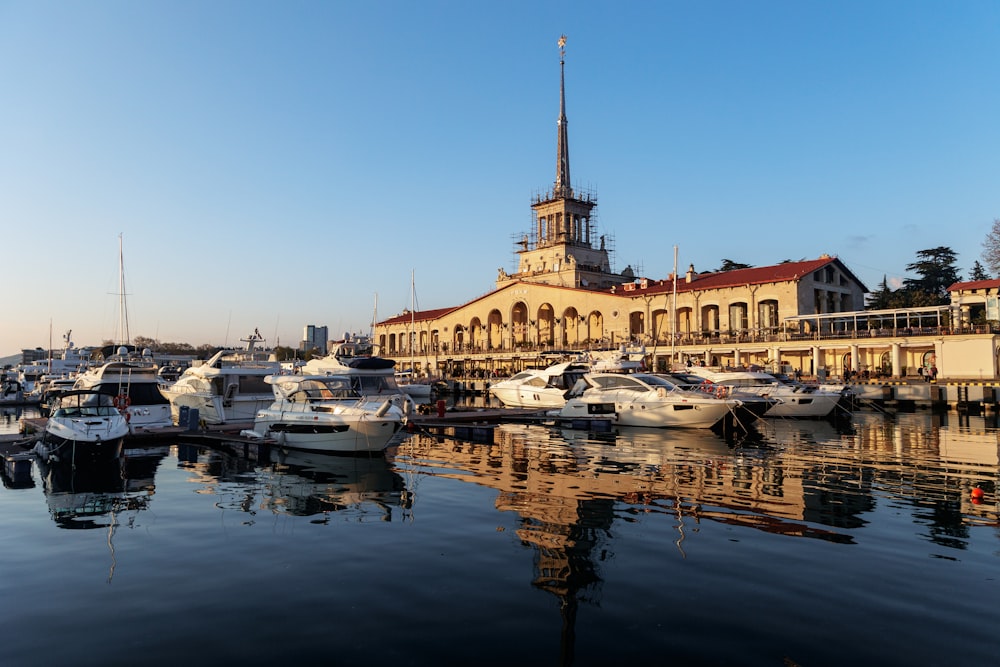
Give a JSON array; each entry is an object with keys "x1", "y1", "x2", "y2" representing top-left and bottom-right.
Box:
[{"x1": 374, "y1": 39, "x2": 1000, "y2": 381}]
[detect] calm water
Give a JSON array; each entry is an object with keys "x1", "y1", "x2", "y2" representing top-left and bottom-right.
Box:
[{"x1": 1, "y1": 405, "x2": 998, "y2": 666}]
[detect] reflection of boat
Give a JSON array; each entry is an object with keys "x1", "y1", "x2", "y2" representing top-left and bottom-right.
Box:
[
  {"x1": 36, "y1": 454, "x2": 150, "y2": 529},
  {"x1": 265, "y1": 448, "x2": 405, "y2": 517},
  {"x1": 489, "y1": 361, "x2": 590, "y2": 408},
  {"x1": 557, "y1": 372, "x2": 740, "y2": 429},
  {"x1": 160, "y1": 330, "x2": 280, "y2": 424},
  {"x1": 253, "y1": 375, "x2": 406, "y2": 453},
  {"x1": 35, "y1": 390, "x2": 129, "y2": 464},
  {"x1": 680, "y1": 367, "x2": 842, "y2": 418}
]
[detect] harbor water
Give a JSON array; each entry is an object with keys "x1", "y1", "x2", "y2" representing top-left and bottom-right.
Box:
[{"x1": 0, "y1": 404, "x2": 998, "y2": 666}]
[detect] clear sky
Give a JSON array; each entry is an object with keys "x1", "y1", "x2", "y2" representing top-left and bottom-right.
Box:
[{"x1": 2, "y1": 1, "x2": 997, "y2": 356}]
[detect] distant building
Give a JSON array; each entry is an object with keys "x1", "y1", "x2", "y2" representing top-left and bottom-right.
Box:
[{"x1": 300, "y1": 325, "x2": 328, "y2": 353}]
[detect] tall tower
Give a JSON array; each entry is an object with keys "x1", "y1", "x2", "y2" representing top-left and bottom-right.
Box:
[{"x1": 498, "y1": 35, "x2": 617, "y2": 291}]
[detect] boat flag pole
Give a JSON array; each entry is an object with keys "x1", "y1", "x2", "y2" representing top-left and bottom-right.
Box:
[{"x1": 671, "y1": 245, "x2": 678, "y2": 368}]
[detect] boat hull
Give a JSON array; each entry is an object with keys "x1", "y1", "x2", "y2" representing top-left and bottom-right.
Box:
[
  {"x1": 489, "y1": 385, "x2": 569, "y2": 409},
  {"x1": 37, "y1": 429, "x2": 125, "y2": 464},
  {"x1": 165, "y1": 391, "x2": 274, "y2": 425},
  {"x1": 254, "y1": 410, "x2": 402, "y2": 453},
  {"x1": 560, "y1": 395, "x2": 735, "y2": 429},
  {"x1": 399, "y1": 383, "x2": 434, "y2": 400},
  {"x1": 731, "y1": 388, "x2": 840, "y2": 418}
]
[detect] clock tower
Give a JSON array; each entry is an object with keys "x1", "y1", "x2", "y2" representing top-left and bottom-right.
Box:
[{"x1": 497, "y1": 36, "x2": 618, "y2": 291}]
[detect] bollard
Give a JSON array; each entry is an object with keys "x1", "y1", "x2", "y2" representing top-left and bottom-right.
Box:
[
  {"x1": 188, "y1": 407, "x2": 200, "y2": 432},
  {"x1": 436, "y1": 399, "x2": 446, "y2": 419},
  {"x1": 178, "y1": 405, "x2": 189, "y2": 427}
]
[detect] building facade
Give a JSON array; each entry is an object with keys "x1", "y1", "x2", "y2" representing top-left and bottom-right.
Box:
[
  {"x1": 374, "y1": 39, "x2": 1000, "y2": 381},
  {"x1": 300, "y1": 324, "x2": 329, "y2": 353}
]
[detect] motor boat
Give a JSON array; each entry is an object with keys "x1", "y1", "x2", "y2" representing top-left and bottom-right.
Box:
[
  {"x1": 489, "y1": 361, "x2": 590, "y2": 408},
  {"x1": 72, "y1": 346, "x2": 173, "y2": 430},
  {"x1": 557, "y1": 372, "x2": 741, "y2": 429},
  {"x1": 0, "y1": 374, "x2": 27, "y2": 405},
  {"x1": 252, "y1": 374, "x2": 406, "y2": 454},
  {"x1": 160, "y1": 330, "x2": 280, "y2": 425},
  {"x1": 16, "y1": 329, "x2": 91, "y2": 400},
  {"x1": 37, "y1": 375, "x2": 79, "y2": 417},
  {"x1": 35, "y1": 390, "x2": 129, "y2": 464},
  {"x1": 302, "y1": 335, "x2": 414, "y2": 414},
  {"x1": 394, "y1": 371, "x2": 434, "y2": 400},
  {"x1": 680, "y1": 366, "x2": 842, "y2": 418},
  {"x1": 661, "y1": 371, "x2": 776, "y2": 426}
]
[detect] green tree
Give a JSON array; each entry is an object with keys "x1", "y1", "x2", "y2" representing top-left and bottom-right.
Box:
[
  {"x1": 970, "y1": 260, "x2": 990, "y2": 281},
  {"x1": 717, "y1": 259, "x2": 753, "y2": 272},
  {"x1": 902, "y1": 246, "x2": 961, "y2": 305},
  {"x1": 983, "y1": 218, "x2": 1000, "y2": 275},
  {"x1": 865, "y1": 275, "x2": 895, "y2": 309}
]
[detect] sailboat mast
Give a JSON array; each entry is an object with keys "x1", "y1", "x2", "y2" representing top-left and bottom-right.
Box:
[
  {"x1": 117, "y1": 233, "x2": 130, "y2": 346},
  {"x1": 671, "y1": 245, "x2": 678, "y2": 366},
  {"x1": 410, "y1": 270, "x2": 415, "y2": 374}
]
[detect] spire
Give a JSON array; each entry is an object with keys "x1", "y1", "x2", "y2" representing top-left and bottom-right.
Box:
[{"x1": 555, "y1": 34, "x2": 572, "y2": 199}]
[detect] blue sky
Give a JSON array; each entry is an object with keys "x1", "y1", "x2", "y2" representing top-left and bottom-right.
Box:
[{"x1": 2, "y1": 1, "x2": 997, "y2": 356}]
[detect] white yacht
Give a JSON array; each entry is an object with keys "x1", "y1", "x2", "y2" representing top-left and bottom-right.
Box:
[
  {"x1": 35, "y1": 390, "x2": 129, "y2": 464},
  {"x1": 73, "y1": 346, "x2": 173, "y2": 431},
  {"x1": 252, "y1": 374, "x2": 406, "y2": 454},
  {"x1": 160, "y1": 331, "x2": 280, "y2": 425},
  {"x1": 681, "y1": 366, "x2": 842, "y2": 418},
  {"x1": 557, "y1": 372, "x2": 740, "y2": 429},
  {"x1": 17, "y1": 330, "x2": 91, "y2": 400},
  {"x1": 394, "y1": 371, "x2": 435, "y2": 400},
  {"x1": 489, "y1": 361, "x2": 590, "y2": 409},
  {"x1": 302, "y1": 335, "x2": 413, "y2": 414}
]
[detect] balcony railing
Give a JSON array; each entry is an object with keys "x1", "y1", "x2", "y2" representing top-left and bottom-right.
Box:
[{"x1": 382, "y1": 323, "x2": 999, "y2": 358}]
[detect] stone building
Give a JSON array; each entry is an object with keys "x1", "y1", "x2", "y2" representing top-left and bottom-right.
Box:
[
  {"x1": 375, "y1": 39, "x2": 1000, "y2": 380},
  {"x1": 374, "y1": 38, "x2": 870, "y2": 377}
]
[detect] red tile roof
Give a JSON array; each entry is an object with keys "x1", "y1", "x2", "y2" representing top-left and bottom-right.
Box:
[
  {"x1": 621, "y1": 256, "x2": 866, "y2": 297},
  {"x1": 375, "y1": 256, "x2": 866, "y2": 324},
  {"x1": 379, "y1": 306, "x2": 458, "y2": 326},
  {"x1": 948, "y1": 279, "x2": 1000, "y2": 292}
]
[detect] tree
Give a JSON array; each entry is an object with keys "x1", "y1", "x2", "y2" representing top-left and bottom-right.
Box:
[
  {"x1": 902, "y1": 246, "x2": 961, "y2": 305},
  {"x1": 970, "y1": 260, "x2": 990, "y2": 282},
  {"x1": 866, "y1": 275, "x2": 895, "y2": 309},
  {"x1": 717, "y1": 259, "x2": 753, "y2": 272},
  {"x1": 983, "y1": 218, "x2": 1000, "y2": 275}
]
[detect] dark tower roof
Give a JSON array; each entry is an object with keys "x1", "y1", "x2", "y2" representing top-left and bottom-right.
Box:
[{"x1": 555, "y1": 34, "x2": 572, "y2": 199}]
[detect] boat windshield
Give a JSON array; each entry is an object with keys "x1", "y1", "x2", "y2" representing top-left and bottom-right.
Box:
[
  {"x1": 277, "y1": 375, "x2": 401, "y2": 401},
  {"x1": 630, "y1": 373, "x2": 679, "y2": 388},
  {"x1": 53, "y1": 392, "x2": 119, "y2": 417},
  {"x1": 588, "y1": 373, "x2": 678, "y2": 391}
]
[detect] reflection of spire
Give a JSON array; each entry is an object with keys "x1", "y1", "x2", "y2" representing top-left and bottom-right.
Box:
[
  {"x1": 519, "y1": 496, "x2": 613, "y2": 667},
  {"x1": 555, "y1": 34, "x2": 572, "y2": 199}
]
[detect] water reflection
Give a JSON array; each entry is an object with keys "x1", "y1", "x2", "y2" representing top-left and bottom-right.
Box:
[
  {"x1": 394, "y1": 413, "x2": 1000, "y2": 647},
  {"x1": 33, "y1": 445, "x2": 167, "y2": 583},
  {"x1": 37, "y1": 445, "x2": 167, "y2": 529},
  {"x1": 265, "y1": 449, "x2": 405, "y2": 520},
  {"x1": 175, "y1": 443, "x2": 406, "y2": 522}
]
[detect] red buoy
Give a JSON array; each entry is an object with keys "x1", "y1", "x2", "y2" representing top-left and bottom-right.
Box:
[{"x1": 971, "y1": 486, "x2": 985, "y2": 500}]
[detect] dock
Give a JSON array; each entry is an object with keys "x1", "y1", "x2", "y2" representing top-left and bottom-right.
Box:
[{"x1": 3, "y1": 384, "x2": 996, "y2": 465}]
